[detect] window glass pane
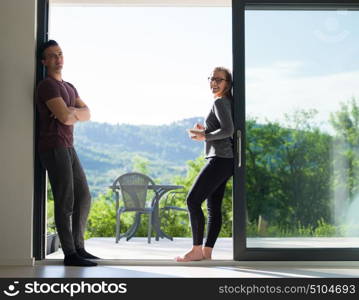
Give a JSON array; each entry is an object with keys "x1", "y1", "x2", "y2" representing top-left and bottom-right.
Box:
[{"x1": 245, "y1": 10, "x2": 359, "y2": 248}]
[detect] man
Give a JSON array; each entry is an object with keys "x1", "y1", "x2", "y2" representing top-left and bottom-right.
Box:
[{"x1": 37, "y1": 40, "x2": 98, "y2": 266}]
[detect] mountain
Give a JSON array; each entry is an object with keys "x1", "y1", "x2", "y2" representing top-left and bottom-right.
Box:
[{"x1": 73, "y1": 117, "x2": 204, "y2": 196}]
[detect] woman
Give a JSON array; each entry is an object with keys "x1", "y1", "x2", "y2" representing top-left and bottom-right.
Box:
[{"x1": 176, "y1": 66, "x2": 234, "y2": 262}]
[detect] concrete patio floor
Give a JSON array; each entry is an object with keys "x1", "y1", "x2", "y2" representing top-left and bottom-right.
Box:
[
  {"x1": 47, "y1": 237, "x2": 233, "y2": 260},
  {"x1": 46, "y1": 237, "x2": 359, "y2": 260}
]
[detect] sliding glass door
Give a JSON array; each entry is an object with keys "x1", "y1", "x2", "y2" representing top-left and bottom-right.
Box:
[
  {"x1": 36, "y1": 0, "x2": 359, "y2": 261},
  {"x1": 232, "y1": 0, "x2": 359, "y2": 260}
]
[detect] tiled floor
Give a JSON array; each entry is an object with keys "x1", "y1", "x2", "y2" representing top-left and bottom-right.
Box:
[{"x1": 1, "y1": 264, "x2": 359, "y2": 278}]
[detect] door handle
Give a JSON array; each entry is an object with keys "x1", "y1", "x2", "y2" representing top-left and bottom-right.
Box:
[{"x1": 237, "y1": 129, "x2": 241, "y2": 167}]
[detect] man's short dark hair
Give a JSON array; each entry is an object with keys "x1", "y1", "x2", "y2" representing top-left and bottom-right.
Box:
[{"x1": 38, "y1": 40, "x2": 59, "y2": 60}]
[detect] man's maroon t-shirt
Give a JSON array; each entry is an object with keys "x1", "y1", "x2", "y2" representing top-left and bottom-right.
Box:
[{"x1": 36, "y1": 76, "x2": 79, "y2": 152}]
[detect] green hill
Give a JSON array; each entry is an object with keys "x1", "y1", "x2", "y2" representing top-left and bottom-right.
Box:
[{"x1": 74, "y1": 117, "x2": 204, "y2": 196}]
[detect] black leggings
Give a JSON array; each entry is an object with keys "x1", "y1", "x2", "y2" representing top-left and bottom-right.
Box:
[{"x1": 186, "y1": 156, "x2": 233, "y2": 248}]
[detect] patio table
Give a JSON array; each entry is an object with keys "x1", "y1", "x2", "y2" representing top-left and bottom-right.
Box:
[{"x1": 109, "y1": 184, "x2": 184, "y2": 241}]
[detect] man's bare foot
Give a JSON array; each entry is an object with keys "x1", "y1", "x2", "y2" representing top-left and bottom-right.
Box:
[
  {"x1": 175, "y1": 246, "x2": 204, "y2": 262},
  {"x1": 202, "y1": 246, "x2": 213, "y2": 260}
]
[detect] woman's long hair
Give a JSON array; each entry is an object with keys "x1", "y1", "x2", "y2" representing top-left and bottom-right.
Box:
[{"x1": 213, "y1": 66, "x2": 233, "y2": 100}]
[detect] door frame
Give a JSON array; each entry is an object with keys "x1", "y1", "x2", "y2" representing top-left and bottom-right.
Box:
[
  {"x1": 34, "y1": 0, "x2": 49, "y2": 260},
  {"x1": 232, "y1": 0, "x2": 359, "y2": 261},
  {"x1": 34, "y1": 0, "x2": 359, "y2": 261}
]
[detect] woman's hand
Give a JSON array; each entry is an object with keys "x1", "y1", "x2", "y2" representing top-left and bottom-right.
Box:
[
  {"x1": 187, "y1": 128, "x2": 206, "y2": 141},
  {"x1": 191, "y1": 132, "x2": 205, "y2": 141},
  {"x1": 194, "y1": 123, "x2": 205, "y2": 130},
  {"x1": 187, "y1": 123, "x2": 206, "y2": 141}
]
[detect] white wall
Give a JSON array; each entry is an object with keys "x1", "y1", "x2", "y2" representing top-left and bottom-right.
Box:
[{"x1": 0, "y1": 0, "x2": 37, "y2": 266}]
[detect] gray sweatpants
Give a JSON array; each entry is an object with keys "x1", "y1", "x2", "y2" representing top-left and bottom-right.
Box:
[{"x1": 39, "y1": 147, "x2": 91, "y2": 255}]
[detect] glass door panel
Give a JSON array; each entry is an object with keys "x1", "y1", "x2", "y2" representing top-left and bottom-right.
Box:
[{"x1": 245, "y1": 9, "x2": 359, "y2": 249}]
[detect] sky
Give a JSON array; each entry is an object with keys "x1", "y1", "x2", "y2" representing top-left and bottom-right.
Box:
[
  {"x1": 49, "y1": 6, "x2": 359, "y2": 129},
  {"x1": 245, "y1": 10, "x2": 359, "y2": 131}
]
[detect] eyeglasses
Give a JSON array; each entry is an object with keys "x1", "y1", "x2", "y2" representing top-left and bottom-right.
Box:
[{"x1": 208, "y1": 77, "x2": 227, "y2": 84}]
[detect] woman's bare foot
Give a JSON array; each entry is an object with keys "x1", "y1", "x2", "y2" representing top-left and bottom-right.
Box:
[
  {"x1": 202, "y1": 246, "x2": 213, "y2": 260},
  {"x1": 175, "y1": 246, "x2": 204, "y2": 262}
]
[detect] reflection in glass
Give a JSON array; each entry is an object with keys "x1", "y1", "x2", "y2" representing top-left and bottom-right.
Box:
[{"x1": 245, "y1": 10, "x2": 359, "y2": 248}]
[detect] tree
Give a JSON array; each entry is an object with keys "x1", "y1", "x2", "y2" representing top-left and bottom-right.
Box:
[
  {"x1": 132, "y1": 155, "x2": 150, "y2": 175},
  {"x1": 246, "y1": 110, "x2": 332, "y2": 231},
  {"x1": 330, "y1": 97, "x2": 359, "y2": 223}
]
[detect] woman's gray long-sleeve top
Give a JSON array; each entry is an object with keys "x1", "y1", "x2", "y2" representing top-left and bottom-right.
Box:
[{"x1": 204, "y1": 97, "x2": 234, "y2": 158}]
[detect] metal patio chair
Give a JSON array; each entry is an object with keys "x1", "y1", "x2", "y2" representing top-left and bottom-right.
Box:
[{"x1": 112, "y1": 172, "x2": 158, "y2": 244}]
